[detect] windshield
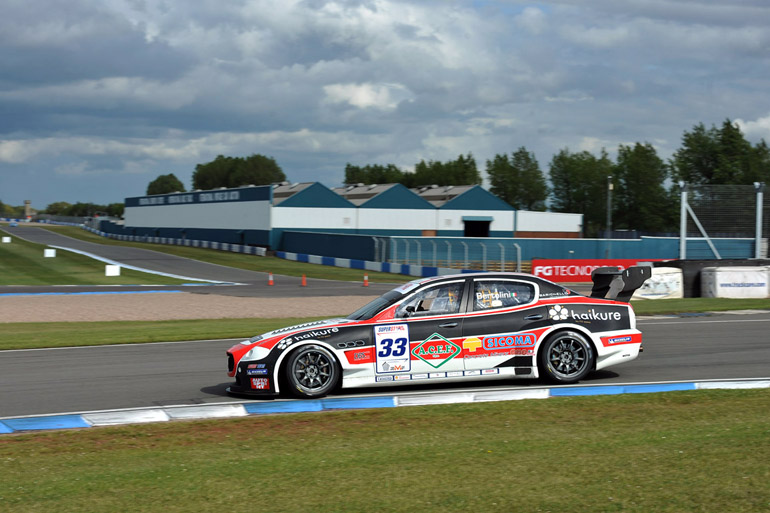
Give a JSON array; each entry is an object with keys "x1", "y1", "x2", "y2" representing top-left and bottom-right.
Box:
[{"x1": 346, "y1": 290, "x2": 404, "y2": 320}]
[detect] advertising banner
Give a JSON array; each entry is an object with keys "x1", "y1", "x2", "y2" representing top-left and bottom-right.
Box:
[
  {"x1": 632, "y1": 267, "x2": 684, "y2": 300},
  {"x1": 531, "y1": 259, "x2": 659, "y2": 283},
  {"x1": 701, "y1": 266, "x2": 770, "y2": 299}
]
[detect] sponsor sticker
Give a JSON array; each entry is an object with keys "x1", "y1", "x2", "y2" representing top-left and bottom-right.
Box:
[
  {"x1": 463, "y1": 337, "x2": 482, "y2": 353},
  {"x1": 375, "y1": 324, "x2": 411, "y2": 373},
  {"x1": 412, "y1": 333, "x2": 461, "y2": 369},
  {"x1": 247, "y1": 369, "x2": 269, "y2": 376},
  {"x1": 482, "y1": 333, "x2": 536, "y2": 350},
  {"x1": 250, "y1": 378, "x2": 270, "y2": 390},
  {"x1": 548, "y1": 305, "x2": 622, "y2": 323}
]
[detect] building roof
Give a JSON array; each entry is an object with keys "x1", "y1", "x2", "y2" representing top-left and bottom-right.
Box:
[
  {"x1": 412, "y1": 185, "x2": 513, "y2": 210},
  {"x1": 273, "y1": 182, "x2": 354, "y2": 208},
  {"x1": 332, "y1": 183, "x2": 434, "y2": 209}
]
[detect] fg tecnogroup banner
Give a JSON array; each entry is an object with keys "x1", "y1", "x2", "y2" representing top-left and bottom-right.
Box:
[{"x1": 531, "y1": 259, "x2": 661, "y2": 283}]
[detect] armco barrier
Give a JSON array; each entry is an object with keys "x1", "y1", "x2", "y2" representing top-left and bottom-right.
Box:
[
  {"x1": 80, "y1": 226, "x2": 267, "y2": 257},
  {"x1": 275, "y1": 250, "x2": 475, "y2": 278},
  {"x1": 2, "y1": 379, "x2": 768, "y2": 434}
]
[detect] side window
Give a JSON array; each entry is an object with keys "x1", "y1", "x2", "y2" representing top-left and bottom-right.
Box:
[
  {"x1": 396, "y1": 282, "x2": 464, "y2": 317},
  {"x1": 474, "y1": 280, "x2": 535, "y2": 311}
]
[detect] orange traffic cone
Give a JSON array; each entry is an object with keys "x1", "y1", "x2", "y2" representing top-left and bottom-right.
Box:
[
  {"x1": 268, "y1": 272, "x2": 274, "y2": 286},
  {"x1": 301, "y1": 274, "x2": 307, "y2": 287},
  {"x1": 363, "y1": 273, "x2": 369, "y2": 287}
]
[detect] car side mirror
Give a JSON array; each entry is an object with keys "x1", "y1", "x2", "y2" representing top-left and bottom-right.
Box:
[{"x1": 403, "y1": 305, "x2": 415, "y2": 318}]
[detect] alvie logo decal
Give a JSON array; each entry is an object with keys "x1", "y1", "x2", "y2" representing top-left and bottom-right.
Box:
[{"x1": 412, "y1": 333, "x2": 461, "y2": 369}]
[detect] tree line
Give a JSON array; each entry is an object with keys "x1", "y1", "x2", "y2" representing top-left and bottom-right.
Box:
[{"x1": 22, "y1": 118, "x2": 766, "y2": 236}]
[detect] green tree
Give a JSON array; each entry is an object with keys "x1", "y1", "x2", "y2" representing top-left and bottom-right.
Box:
[
  {"x1": 192, "y1": 154, "x2": 285, "y2": 190},
  {"x1": 486, "y1": 147, "x2": 548, "y2": 210},
  {"x1": 671, "y1": 119, "x2": 770, "y2": 185},
  {"x1": 106, "y1": 203, "x2": 125, "y2": 218},
  {"x1": 613, "y1": 143, "x2": 676, "y2": 233},
  {"x1": 44, "y1": 202, "x2": 73, "y2": 215},
  {"x1": 407, "y1": 154, "x2": 482, "y2": 187},
  {"x1": 548, "y1": 148, "x2": 613, "y2": 236},
  {"x1": 344, "y1": 163, "x2": 404, "y2": 184},
  {"x1": 146, "y1": 173, "x2": 186, "y2": 195}
]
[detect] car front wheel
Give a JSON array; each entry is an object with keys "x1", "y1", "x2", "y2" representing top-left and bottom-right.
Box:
[
  {"x1": 538, "y1": 331, "x2": 594, "y2": 384},
  {"x1": 285, "y1": 345, "x2": 339, "y2": 398}
]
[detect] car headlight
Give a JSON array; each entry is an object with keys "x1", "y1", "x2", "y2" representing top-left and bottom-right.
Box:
[{"x1": 242, "y1": 346, "x2": 270, "y2": 361}]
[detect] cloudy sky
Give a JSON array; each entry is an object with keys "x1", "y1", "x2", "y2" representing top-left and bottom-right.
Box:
[{"x1": 2, "y1": 0, "x2": 770, "y2": 209}]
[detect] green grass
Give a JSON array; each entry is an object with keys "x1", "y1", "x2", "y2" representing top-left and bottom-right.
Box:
[
  {"x1": 1, "y1": 389, "x2": 768, "y2": 512},
  {"x1": 3, "y1": 297, "x2": 770, "y2": 351},
  {"x1": 631, "y1": 297, "x2": 770, "y2": 315},
  {"x1": 0, "y1": 317, "x2": 333, "y2": 350},
  {"x1": 0, "y1": 229, "x2": 197, "y2": 286},
  {"x1": 38, "y1": 225, "x2": 404, "y2": 283}
]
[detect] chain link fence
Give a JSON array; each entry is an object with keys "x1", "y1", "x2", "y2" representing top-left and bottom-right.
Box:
[{"x1": 683, "y1": 183, "x2": 767, "y2": 259}]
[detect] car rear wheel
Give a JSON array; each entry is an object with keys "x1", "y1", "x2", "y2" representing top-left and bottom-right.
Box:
[
  {"x1": 285, "y1": 345, "x2": 339, "y2": 398},
  {"x1": 538, "y1": 331, "x2": 594, "y2": 384}
]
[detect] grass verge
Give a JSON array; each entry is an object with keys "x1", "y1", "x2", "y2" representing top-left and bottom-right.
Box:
[
  {"x1": 630, "y1": 297, "x2": 770, "y2": 315},
  {"x1": 1, "y1": 389, "x2": 768, "y2": 512},
  {"x1": 0, "y1": 228, "x2": 197, "y2": 286},
  {"x1": 0, "y1": 317, "x2": 333, "y2": 350},
  {"x1": 3, "y1": 297, "x2": 770, "y2": 351},
  {"x1": 37, "y1": 225, "x2": 404, "y2": 282}
]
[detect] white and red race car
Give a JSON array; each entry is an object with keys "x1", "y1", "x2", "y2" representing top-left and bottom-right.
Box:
[{"x1": 226, "y1": 268, "x2": 649, "y2": 398}]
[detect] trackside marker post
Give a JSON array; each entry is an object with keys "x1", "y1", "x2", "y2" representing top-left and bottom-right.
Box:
[{"x1": 363, "y1": 274, "x2": 369, "y2": 287}]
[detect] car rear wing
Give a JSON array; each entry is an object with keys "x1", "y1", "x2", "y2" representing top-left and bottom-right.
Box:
[{"x1": 590, "y1": 266, "x2": 651, "y2": 303}]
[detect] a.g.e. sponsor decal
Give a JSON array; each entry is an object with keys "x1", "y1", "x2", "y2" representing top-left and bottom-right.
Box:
[
  {"x1": 250, "y1": 377, "x2": 270, "y2": 390},
  {"x1": 482, "y1": 333, "x2": 536, "y2": 350},
  {"x1": 412, "y1": 333, "x2": 461, "y2": 369}
]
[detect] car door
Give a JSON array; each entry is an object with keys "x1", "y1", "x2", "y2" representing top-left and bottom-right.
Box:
[
  {"x1": 462, "y1": 278, "x2": 539, "y2": 371},
  {"x1": 373, "y1": 279, "x2": 467, "y2": 381}
]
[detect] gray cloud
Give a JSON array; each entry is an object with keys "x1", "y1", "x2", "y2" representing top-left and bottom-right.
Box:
[{"x1": 1, "y1": 0, "x2": 769, "y2": 209}]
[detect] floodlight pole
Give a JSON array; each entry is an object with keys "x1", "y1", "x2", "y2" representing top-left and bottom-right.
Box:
[
  {"x1": 679, "y1": 181, "x2": 687, "y2": 260},
  {"x1": 605, "y1": 175, "x2": 613, "y2": 258},
  {"x1": 756, "y1": 182, "x2": 765, "y2": 259}
]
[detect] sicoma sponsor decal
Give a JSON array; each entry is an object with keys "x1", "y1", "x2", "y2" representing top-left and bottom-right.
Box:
[
  {"x1": 412, "y1": 333, "x2": 461, "y2": 368},
  {"x1": 482, "y1": 333, "x2": 536, "y2": 350},
  {"x1": 548, "y1": 304, "x2": 622, "y2": 322}
]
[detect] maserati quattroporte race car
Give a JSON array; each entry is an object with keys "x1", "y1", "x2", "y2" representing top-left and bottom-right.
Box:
[{"x1": 227, "y1": 267, "x2": 650, "y2": 398}]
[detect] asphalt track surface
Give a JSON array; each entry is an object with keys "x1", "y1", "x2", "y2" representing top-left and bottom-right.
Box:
[
  {"x1": 3, "y1": 227, "x2": 397, "y2": 298},
  {"x1": 2, "y1": 312, "x2": 769, "y2": 418}
]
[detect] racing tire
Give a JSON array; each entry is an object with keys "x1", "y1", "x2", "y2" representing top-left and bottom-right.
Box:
[
  {"x1": 538, "y1": 331, "x2": 594, "y2": 384},
  {"x1": 285, "y1": 344, "x2": 340, "y2": 398}
]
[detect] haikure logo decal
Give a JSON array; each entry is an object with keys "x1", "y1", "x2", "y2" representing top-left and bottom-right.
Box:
[
  {"x1": 548, "y1": 305, "x2": 623, "y2": 322},
  {"x1": 412, "y1": 333, "x2": 461, "y2": 369}
]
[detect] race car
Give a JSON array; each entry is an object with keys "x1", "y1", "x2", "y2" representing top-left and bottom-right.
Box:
[{"x1": 226, "y1": 267, "x2": 650, "y2": 398}]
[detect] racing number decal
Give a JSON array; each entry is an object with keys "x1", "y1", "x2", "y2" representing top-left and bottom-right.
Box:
[
  {"x1": 378, "y1": 337, "x2": 408, "y2": 358},
  {"x1": 375, "y1": 324, "x2": 411, "y2": 374}
]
